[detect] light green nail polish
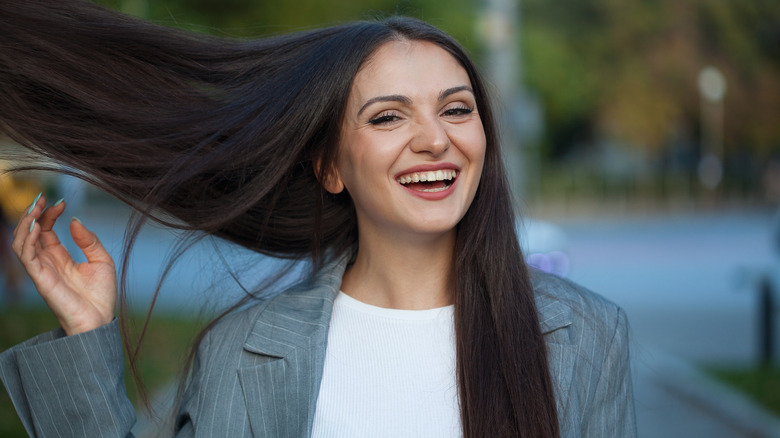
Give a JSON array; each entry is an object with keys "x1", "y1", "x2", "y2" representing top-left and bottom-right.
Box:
[
  {"x1": 54, "y1": 198, "x2": 64, "y2": 207},
  {"x1": 29, "y1": 218, "x2": 35, "y2": 233},
  {"x1": 71, "y1": 216, "x2": 82, "y2": 224},
  {"x1": 27, "y1": 192, "x2": 42, "y2": 214}
]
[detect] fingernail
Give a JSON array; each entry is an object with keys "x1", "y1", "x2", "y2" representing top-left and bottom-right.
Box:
[
  {"x1": 54, "y1": 198, "x2": 64, "y2": 207},
  {"x1": 27, "y1": 192, "x2": 42, "y2": 214},
  {"x1": 29, "y1": 218, "x2": 35, "y2": 233},
  {"x1": 71, "y1": 216, "x2": 82, "y2": 224}
]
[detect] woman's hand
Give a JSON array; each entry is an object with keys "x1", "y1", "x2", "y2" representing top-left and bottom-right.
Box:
[{"x1": 11, "y1": 194, "x2": 117, "y2": 335}]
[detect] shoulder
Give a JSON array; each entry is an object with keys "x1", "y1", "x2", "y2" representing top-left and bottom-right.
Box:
[
  {"x1": 530, "y1": 272, "x2": 636, "y2": 435},
  {"x1": 201, "y1": 301, "x2": 269, "y2": 345},
  {"x1": 200, "y1": 263, "x2": 341, "y2": 352},
  {"x1": 530, "y1": 267, "x2": 628, "y2": 347},
  {"x1": 200, "y1": 286, "x2": 303, "y2": 349}
]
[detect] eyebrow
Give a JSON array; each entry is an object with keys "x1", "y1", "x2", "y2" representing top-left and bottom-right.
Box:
[
  {"x1": 356, "y1": 85, "x2": 475, "y2": 117},
  {"x1": 439, "y1": 85, "x2": 474, "y2": 101}
]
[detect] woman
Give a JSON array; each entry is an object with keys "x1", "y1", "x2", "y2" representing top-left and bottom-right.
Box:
[{"x1": 0, "y1": 1, "x2": 635, "y2": 436}]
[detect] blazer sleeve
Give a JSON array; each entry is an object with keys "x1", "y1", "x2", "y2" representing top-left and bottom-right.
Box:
[
  {"x1": 583, "y1": 307, "x2": 637, "y2": 437},
  {"x1": 0, "y1": 319, "x2": 137, "y2": 437}
]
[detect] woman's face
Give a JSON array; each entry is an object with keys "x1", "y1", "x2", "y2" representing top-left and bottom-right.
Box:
[{"x1": 328, "y1": 39, "x2": 486, "y2": 243}]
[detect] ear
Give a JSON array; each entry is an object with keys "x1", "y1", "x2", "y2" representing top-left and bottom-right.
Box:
[{"x1": 314, "y1": 158, "x2": 345, "y2": 194}]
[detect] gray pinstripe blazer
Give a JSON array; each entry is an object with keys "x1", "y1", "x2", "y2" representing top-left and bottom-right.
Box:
[{"x1": 1, "y1": 256, "x2": 636, "y2": 437}]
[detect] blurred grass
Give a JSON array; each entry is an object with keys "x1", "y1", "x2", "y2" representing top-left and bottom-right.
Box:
[
  {"x1": 707, "y1": 366, "x2": 780, "y2": 417},
  {"x1": 0, "y1": 306, "x2": 202, "y2": 437}
]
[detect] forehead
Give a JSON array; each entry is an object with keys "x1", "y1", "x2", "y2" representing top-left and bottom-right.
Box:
[{"x1": 349, "y1": 40, "x2": 472, "y2": 105}]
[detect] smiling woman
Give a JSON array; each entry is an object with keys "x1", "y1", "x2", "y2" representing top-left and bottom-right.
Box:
[
  {"x1": 0, "y1": 1, "x2": 635, "y2": 437},
  {"x1": 328, "y1": 41, "x2": 486, "y2": 307}
]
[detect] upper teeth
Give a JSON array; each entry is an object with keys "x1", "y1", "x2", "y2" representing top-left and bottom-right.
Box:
[{"x1": 397, "y1": 169, "x2": 457, "y2": 184}]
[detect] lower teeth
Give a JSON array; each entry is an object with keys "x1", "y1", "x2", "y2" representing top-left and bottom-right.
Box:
[{"x1": 420, "y1": 186, "x2": 448, "y2": 193}]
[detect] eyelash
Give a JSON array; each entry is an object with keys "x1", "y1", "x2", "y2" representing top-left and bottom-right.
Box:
[
  {"x1": 368, "y1": 105, "x2": 475, "y2": 126},
  {"x1": 442, "y1": 105, "x2": 474, "y2": 117},
  {"x1": 368, "y1": 112, "x2": 400, "y2": 125}
]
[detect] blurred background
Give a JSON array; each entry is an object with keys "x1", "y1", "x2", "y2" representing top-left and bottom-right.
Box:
[{"x1": 1, "y1": 0, "x2": 779, "y2": 436}]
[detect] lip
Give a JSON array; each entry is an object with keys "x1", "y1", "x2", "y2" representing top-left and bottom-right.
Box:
[{"x1": 395, "y1": 162, "x2": 460, "y2": 201}]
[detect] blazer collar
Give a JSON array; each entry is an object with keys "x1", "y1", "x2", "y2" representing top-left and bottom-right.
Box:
[
  {"x1": 529, "y1": 268, "x2": 577, "y2": 421},
  {"x1": 242, "y1": 254, "x2": 347, "y2": 358},
  {"x1": 239, "y1": 254, "x2": 348, "y2": 437},
  {"x1": 536, "y1": 290, "x2": 573, "y2": 336},
  {"x1": 530, "y1": 267, "x2": 574, "y2": 336}
]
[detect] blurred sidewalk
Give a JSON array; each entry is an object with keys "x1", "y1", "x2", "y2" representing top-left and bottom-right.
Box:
[{"x1": 634, "y1": 349, "x2": 780, "y2": 438}]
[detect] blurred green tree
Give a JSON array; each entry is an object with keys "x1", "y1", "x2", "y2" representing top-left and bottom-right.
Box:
[
  {"x1": 523, "y1": 0, "x2": 780, "y2": 165},
  {"x1": 94, "y1": 0, "x2": 780, "y2": 194}
]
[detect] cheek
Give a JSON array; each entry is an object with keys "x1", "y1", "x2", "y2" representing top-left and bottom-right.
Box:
[
  {"x1": 337, "y1": 135, "x2": 400, "y2": 190},
  {"x1": 461, "y1": 127, "x2": 487, "y2": 171},
  {"x1": 474, "y1": 139, "x2": 487, "y2": 169},
  {"x1": 334, "y1": 148, "x2": 380, "y2": 197},
  {"x1": 333, "y1": 133, "x2": 359, "y2": 190}
]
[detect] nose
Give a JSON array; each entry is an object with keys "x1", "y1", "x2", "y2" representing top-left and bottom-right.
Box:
[{"x1": 409, "y1": 116, "x2": 450, "y2": 156}]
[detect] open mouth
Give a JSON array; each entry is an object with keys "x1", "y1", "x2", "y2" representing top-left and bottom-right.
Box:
[{"x1": 396, "y1": 169, "x2": 458, "y2": 193}]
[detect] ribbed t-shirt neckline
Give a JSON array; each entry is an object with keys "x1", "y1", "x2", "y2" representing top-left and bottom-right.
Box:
[{"x1": 336, "y1": 291, "x2": 454, "y2": 321}]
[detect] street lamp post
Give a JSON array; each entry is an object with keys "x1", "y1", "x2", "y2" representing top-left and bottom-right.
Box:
[
  {"x1": 697, "y1": 66, "x2": 727, "y2": 191},
  {"x1": 478, "y1": 0, "x2": 525, "y2": 203}
]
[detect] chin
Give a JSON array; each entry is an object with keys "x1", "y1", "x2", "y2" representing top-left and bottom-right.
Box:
[{"x1": 407, "y1": 219, "x2": 460, "y2": 238}]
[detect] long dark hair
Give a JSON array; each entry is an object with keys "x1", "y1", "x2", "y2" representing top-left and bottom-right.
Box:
[{"x1": 0, "y1": 1, "x2": 559, "y2": 436}]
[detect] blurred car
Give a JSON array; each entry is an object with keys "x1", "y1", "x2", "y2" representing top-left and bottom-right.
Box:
[{"x1": 516, "y1": 218, "x2": 570, "y2": 278}]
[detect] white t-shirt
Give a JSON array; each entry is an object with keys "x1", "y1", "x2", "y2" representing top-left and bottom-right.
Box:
[{"x1": 311, "y1": 291, "x2": 460, "y2": 437}]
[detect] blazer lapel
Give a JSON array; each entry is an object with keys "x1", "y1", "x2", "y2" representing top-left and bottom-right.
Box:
[
  {"x1": 535, "y1": 289, "x2": 577, "y2": 421},
  {"x1": 238, "y1": 257, "x2": 347, "y2": 437}
]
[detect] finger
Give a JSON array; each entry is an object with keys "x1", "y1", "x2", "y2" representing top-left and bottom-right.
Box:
[
  {"x1": 10, "y1": 222, "x2": 26, "y2": 258},
  {"x1": 19, "y1": 216, "x2": 43, "y2": 275},
  {"x1": 12, "y1": 192, "x2": 41, "y2": 235},
  {"x1": 24, "y1": 192, "x2": 46, "y2": 218},
  {"x1": 12, "y1": 192, "x2": 46, "y2": 241},
  {"x1": 38, "y1": 198, "x2": 65, "y2": 230},
  {"x1": 11, "y1": 213, "x2": 35, "y2": 258},
  {"x1": 38, "y1": 199, "x2": 66, "y2": 248},
  {"x1": 25, "y1": 192, "x2": 43, "y2": 216},
  {"x1": 70, "y1": 218, "x2": 113, "y2": 266}
]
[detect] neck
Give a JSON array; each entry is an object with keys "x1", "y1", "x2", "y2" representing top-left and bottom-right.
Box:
[{"x1": 340, "y1": 229, "x2": 456, "y2": 310}]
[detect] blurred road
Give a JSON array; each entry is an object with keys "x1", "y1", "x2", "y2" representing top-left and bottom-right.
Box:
[{"x1": 557, "y1": 211, "x2": 777, "y2": 365}]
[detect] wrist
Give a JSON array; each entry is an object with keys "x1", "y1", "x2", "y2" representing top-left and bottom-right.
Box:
[{"x1": 62, "y1": 315, "x2": 115, "y2": 336}]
